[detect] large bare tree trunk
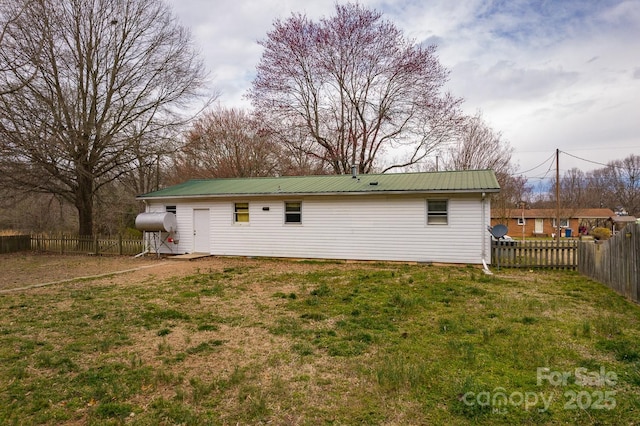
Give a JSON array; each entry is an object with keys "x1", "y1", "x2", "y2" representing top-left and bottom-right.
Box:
[{"x1": 75, "y1": 174, "x2": 94, "y2": 237}]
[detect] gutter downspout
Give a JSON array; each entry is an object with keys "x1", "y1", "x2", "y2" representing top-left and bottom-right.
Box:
[{"x1": 481, "y1": 192, "x2": 493, "y2": 275}]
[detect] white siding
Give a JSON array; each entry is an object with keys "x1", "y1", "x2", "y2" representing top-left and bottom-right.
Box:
[{"x1": 146, "y1": 193, "x2": 491, "y2": 264}]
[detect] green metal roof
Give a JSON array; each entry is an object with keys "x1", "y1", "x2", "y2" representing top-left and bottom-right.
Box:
[{"x1": 137, "y1": 170, "x2": 500, "y2": 200}]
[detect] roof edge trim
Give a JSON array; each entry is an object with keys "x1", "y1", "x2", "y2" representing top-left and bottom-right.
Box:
[{"x1": 136, "y1": 188, "x2": 500, "y2": 200}]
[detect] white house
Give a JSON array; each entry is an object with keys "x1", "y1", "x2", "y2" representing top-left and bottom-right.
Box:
[{"x1": 136, "y1": 170, "x2": 500, "y2": 264}]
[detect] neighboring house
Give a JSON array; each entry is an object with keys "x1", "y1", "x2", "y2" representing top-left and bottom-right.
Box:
[
  {"x1": 609, "y1": 214, "x2": 638, "y2": 233},
  {"x1": 136, "y1": 170, "x2": 500, "y2": 264},
  {"x1": 491, "y1": 208, "x2": 615, "y2": 238}
]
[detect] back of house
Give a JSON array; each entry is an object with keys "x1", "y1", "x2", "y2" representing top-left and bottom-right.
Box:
[{"x1": 136, "y1": 170, "x2": 500, "y2": 264}]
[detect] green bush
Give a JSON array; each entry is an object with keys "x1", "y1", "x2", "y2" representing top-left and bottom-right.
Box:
[
  {"x1": 122, "y1": 227, "x2": 143, "y2": 238},
  {"x1": 590, "y1": 227, "x2": 611, "y2": 240}
]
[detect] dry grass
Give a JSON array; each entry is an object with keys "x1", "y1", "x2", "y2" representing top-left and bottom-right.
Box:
[{"x1": 0, "y1": 254, "x2": 638, "y2": 425}]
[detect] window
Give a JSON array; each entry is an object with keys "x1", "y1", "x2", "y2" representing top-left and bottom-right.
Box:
[
  {"x1": 285, "y1": 202, "x2": 302, "y2": 224},
  {"x1": 166, "y1": 205, "x2": 176, "y2": 215},
  {"x1": 234, "y1": 203, "x2": 249, "y2": 223},
  {"x1": 517, "y1": 218, "x2": 526, "y2": 226},
  {"x1": 553, "y1": 218, "x2": 569, "y2": 228},
  {"x1": 427, "y1": 200, "x2": 448, "y2": 225}
]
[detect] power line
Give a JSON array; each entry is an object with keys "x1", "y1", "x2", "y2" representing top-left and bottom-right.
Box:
[
  {"x1": 515, "y1": 152, "x2": 556, "y2": 175},
  {"x1": 558, "y1": 150, "x2": 638, "y2": 173},
  {"x1": 518, "y1": 149, "x2": 635, "y2": 180},
  {"x1": 562, "y1": 145, "x2": 638, "y2": 152},
  {"x1": 540, "y1": 153, "x2": 557, "y2": 182},
  {"x1": 560, "y1": 150, "x2": 611, "y2": 168},
  {"x1": 518, "y1": 145, "x2": 637, "y2": 154}
]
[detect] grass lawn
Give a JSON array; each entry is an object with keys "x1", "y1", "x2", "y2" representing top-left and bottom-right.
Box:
[{"x1": 0, "y1": 256, "x2": 639, "y2": 425}]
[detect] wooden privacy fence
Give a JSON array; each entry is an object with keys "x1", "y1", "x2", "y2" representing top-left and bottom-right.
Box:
[
  {"x1": 578, "y1": 224, "x2": 640, "y2": 303},
  {"x1": 491, "y1": 239, "x2": 578, "y2": 270},
  {"x1": 0, "y1": 235, "x2": 31, "y2": 254},
  {"x1": 31, "y1": 234, "x2": 144, "y2": 256}
]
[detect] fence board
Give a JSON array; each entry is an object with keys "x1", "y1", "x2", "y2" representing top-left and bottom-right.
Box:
[
  {"x1": 30, "y1": 235, "x2": 144, "y2": 256},
  {"x1": 0, "y1": 235, "x2": 31, "y2": 254},
  {"x1": 491, "y1": 239, "x2": 578, "y2": 270},
  {"x1": 579, "y1": 224, "x2": 639, "y2": 303}
]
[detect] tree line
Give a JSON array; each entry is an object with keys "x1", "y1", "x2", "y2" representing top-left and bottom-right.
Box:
[
  {"x1": 533, "y1": 156, "x2": 640, "y2": 216},
  {"x1": 0, "y1": 1, "x2": 636, "y2": 236}
]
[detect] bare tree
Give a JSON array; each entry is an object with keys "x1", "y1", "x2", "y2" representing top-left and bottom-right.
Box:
[
  {"x1": 584, "y1": 168, "x2": 616, "y2": 209},
  {"x1": 589, "y1": 154, "x2": 640, "y2": 216},
  {"x1": 0, "y1": 185, "x2": 78, "y2": 232},
  {"x1": 275, "y1": 133, "x2": 330, "y2": 176},
  {"x1": 432, "y1": 112, "x2": 528, "y2": 220},
  {"x1": 491, "y1": 173, "x2": 532, "y2": 222},
  {"x1": 544, "y1": 168, "x2": 589, "y2": 209},
  {"x1": 537, "y1": 155, "x2": 640, "y2": 216},
  {"x1": 249, "y1": 3, "x2": 462, "y2": 175},
  {"x1": 0, "y1": 0, "x2": 43, "y2": 95},
  {"x1": 0, "y1": 0, "x2": 209, "y2": 236},
  {"x1": 117, "y1": 127, "x2": 177, "y2": 196},
  {"x1": 561, "y1": 168, "x2": 589, "y2": 208},
  {"x1": 171, "y1": 107, "x2": 281, "y2": 181},
  {"x1": 438, "y1": 112, "x2": 513, "y2": 174}
]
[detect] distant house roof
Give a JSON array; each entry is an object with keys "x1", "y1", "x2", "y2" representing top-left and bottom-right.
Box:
[
  {"x1": 493, "y1": 208, "x2": 616, "y2": 219},
  {"x1": 138, "y1": 170, "x2": 500, "y2": 200},
  {"x1": 610, "y1": 215, "x2": 637, "y2": 224}
]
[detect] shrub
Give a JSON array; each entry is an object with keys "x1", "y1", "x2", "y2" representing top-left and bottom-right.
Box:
[
  {"x1": 590, "y1": 227, "x2": 611, "y2": 240},
  {"x1": 122, "y1": 227, "x2": 142, "y2": 238}
]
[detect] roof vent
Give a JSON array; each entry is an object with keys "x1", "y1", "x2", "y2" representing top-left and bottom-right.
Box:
[
  {"x1": 351, "y1": 164, "x2": 357, "y2": 179},
  {"x1": 369, "y1": 181, "x2": 378, "y2": 186}
]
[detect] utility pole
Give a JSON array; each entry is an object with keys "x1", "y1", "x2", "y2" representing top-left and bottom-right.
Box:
[
  {"x1": 556, "y1": 148, "x2": 561, "y2": 244},
  {"x1": 521, "y1": 201, "x2": 525, "y2": 242}
]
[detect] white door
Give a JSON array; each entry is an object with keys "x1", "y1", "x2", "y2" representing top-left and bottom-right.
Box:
[
  {"x1": 193, "y1": 209, "x2": 210, "y2": 253},
  {"x1": 535, "y1": 218, "x2": 544, "y2": 234}
]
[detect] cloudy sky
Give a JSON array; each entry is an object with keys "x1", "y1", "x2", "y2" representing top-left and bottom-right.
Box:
[{"x1": 167, "y1": 0, "x2": 639, "y2": 185}]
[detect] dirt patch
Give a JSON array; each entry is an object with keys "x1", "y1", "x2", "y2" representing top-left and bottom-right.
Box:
[
  {"x1": 0, "y1": 253, "x2": 166, "y2": 290},
  {"x1": 0, "y1": 253, "x2": 344, "y2": 289}
]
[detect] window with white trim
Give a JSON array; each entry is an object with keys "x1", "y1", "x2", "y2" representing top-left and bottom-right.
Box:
[
  {"x1": 517, "y1": 217, "x2": 526, "y2": 225},
  {"x1": 285, "y1": 202, "x2": 302, "y2": 224},
  {"x1": 166, "y1": 205, "x2": 176, "y2": 215},
  {"x1": 234, "y1": 203, "x2": 249, "y2": 223},
  {"x1": 427, "y1": 200, "x2": 448, "y2": 225},
  {"x1": 553, "y1": 218, "x2": 569, "y2": 228}
]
